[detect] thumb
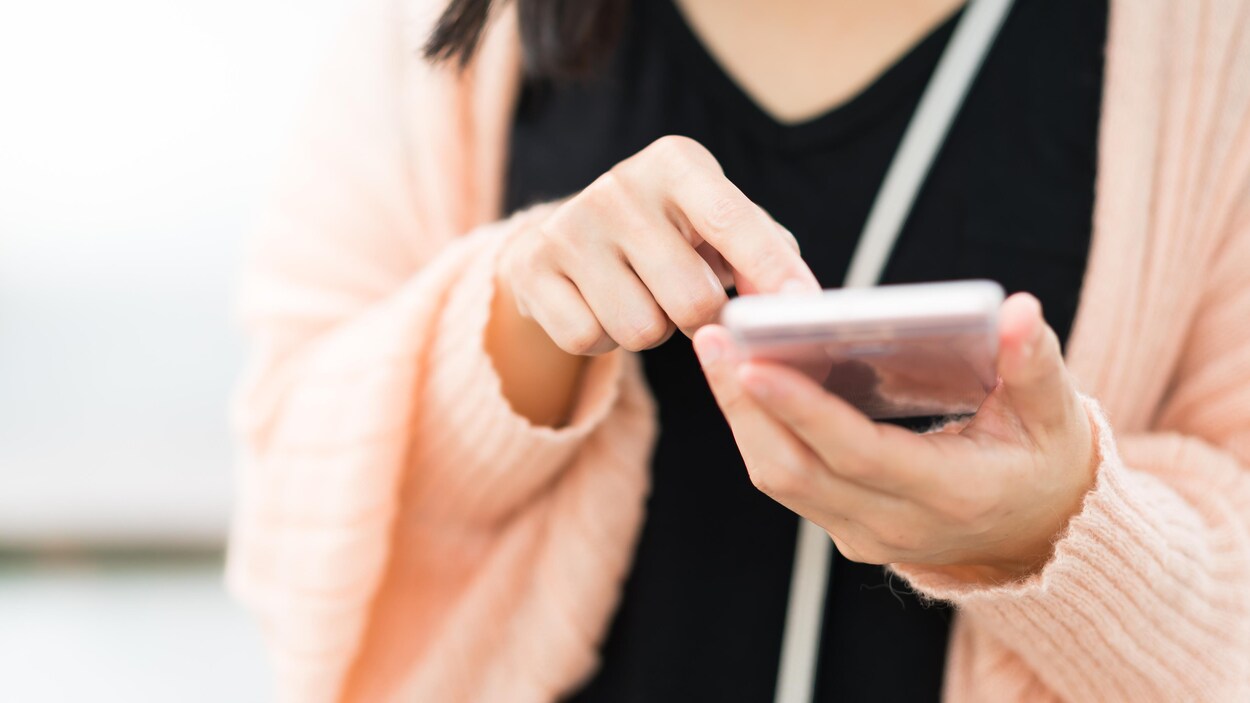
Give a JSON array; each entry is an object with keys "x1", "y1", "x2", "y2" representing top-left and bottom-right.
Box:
[{"x1": 996, "y1": 293, "x2": 1073, "y2": 429}]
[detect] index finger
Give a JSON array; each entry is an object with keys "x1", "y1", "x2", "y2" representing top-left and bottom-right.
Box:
[
  {"x1": 668, "y1": 174, "x2": 821, "y2": 295},
  {"x1": 621, "y1": 137, "x2": 819, "y2": 295}
]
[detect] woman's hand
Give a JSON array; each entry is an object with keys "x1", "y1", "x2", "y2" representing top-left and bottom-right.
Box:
[
  {"x1": 692, "y1": 292, "x2": 1099, "y2": 583},
  {"x1": 497, "y1": 135, "x2": 820, "y2": 356}
]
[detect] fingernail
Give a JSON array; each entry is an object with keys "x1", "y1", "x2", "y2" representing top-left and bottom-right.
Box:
[{"x1": 695, "y1": 335, "x2": 723, "y2": 365}]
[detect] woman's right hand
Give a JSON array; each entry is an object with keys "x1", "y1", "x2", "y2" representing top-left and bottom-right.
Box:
[{"x1": 497, "y1": 135, "x2": 821, "y2": 356}]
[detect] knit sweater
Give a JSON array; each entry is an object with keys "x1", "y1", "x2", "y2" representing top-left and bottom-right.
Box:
[{"x1": 226, "y1": 0, "x2": 1250, "y2": 700}]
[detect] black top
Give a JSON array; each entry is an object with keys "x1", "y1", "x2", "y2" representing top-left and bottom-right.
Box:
[{"x1": 504, "y1": 0, "x2": 1108, "y2": 700}]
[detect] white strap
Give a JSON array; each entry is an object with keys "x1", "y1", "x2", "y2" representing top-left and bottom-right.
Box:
[{"x1": 772, "y1": 2, "x2": 1015, "y2": 702}]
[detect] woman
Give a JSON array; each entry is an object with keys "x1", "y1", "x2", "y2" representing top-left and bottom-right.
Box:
[{"x1": 227, "y1": 0, "x2": 1250, "y2": 700}]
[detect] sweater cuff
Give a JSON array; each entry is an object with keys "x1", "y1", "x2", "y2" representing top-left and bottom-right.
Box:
[
  {"x1": 415, "y1": 213, "x2": 628, "y2": 520},
  {"x1": 892, "y1": 395, "x2": 1239, "y2": 700}
]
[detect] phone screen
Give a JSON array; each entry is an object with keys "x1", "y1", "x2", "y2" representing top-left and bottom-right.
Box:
[
  {"x1": 722, "y1": 281, "x2": 1003, "y2": 420},
  {"x1": 741, "y1": 329, "x2": 996, "y2": 419}
]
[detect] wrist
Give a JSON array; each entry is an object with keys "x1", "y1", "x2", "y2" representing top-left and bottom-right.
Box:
[
  {"x1": 486, "y1": 248, "x2": 588, "y2": 427},
  {"x1": 918, "y1": 401, "x2": 1103, "y2": 585}
]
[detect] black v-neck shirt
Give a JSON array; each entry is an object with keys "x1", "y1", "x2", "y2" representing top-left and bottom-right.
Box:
[{"x1": 503, "y1": 1, "x2": 1108, "y2": 700}]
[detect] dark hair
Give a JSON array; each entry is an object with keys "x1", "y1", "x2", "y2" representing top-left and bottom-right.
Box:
[{"x1": 423, "y1": 0, "x2": 629, "y2": 80}]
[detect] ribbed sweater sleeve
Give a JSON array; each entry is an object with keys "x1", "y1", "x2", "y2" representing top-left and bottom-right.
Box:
[
  {"x1": 893, "y1": 210, "x2": 1250, "y2": 702},
  {"x1": 410, "y1": 225, "x2": 630, "y2": 525},
  {"x1": 223, "y1": 0, "x2": 646, "y2": 699},
  {"x1": 228, "y1": 222, "x2": 637, "y2": 703},
  {"x1": 891, "y1": 4, "x2": 1250, "y2": 697}
]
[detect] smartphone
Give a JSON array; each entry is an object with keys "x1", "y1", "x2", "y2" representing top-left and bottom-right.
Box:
[{"x1": 720, "y1": 280, "x2": 1004, "y2": 419}]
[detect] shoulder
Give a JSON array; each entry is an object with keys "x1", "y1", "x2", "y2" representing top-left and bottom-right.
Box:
[
  {"x1": 1108, "y1": 0, "x2": 1250, "y2": 86},
  {"x1": 1106, "y1": 0, "x2": 1250, "y2": 210},
  {"x1": 1118, "y1": 0, "x2": 1250, "y2": 102}
]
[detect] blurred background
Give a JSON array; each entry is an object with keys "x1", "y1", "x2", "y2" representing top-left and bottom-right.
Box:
[{"x1": 0, "y1": 0, "x2": 350, "y2": 698}]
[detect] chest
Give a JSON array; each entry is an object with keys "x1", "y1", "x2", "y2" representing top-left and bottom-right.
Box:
[{"x1": 506, "y1": 0, "x2": 1107, "y2": 348}]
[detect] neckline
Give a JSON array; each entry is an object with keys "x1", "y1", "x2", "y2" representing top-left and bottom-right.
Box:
[{"x1": 655, "y1": 0, "x2": 966, "y2": 150}]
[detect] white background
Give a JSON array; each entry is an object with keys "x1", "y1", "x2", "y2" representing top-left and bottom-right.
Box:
[
  {"x1": 0, "y1": 0, "x2": 354, "y2": 698},
  {"x1": 0, "y1": 0, "x2": 348, "y2": 544}
]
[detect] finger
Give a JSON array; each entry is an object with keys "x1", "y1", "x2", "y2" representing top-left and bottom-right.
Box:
[
  {"x1": 692, "y1": 324, "x2": 825, "y2": 499},
  {"x1": 693, "y1": 325, "x2": 898, "y2": 518},
  {"x1": 729, "y1": 221, "x2": 805, "y2": 297},
  {"x1": 697, "y1": 242, "x2": 737, "y2": 289},
  {"x1": 693, "y1": 213, "x2": 797, "y2": 292},
  {"x1": 570, "y1": 258, "x2": 673, "y2": 353},
  {"x1": 996, "y1": 292, "x2": 1076, "y2": 430},
  {"x1": 617, "y1": 217, "x2": 729, "y2": 337},
  {"x1": 695, "y1": 333, "x2": 913, "y2": 546},
  {"x1": 736, "y1": 359, "x2": 939, "y2": 494},
  {"x1": 523, "y1": 274, "x2": 615, "y2": 356},
  {"x1": 669, "y1": 177, "x2": 820, "y2": 295},
  {"x1": 620, "y1": 136, "x2": 819, "y2": 295}
]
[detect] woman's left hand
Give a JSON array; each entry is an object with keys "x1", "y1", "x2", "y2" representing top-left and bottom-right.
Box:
[{"x1": 693, "y1": 292, "x2": 1099, "y2": 583}]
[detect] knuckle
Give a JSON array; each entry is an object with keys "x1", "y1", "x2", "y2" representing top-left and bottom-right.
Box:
[
  {"x1": 559, "y1": 322, "x2": 610, "y2": 356},
  {"x1": 533, "y1": 218, "x2": 576, "y2": 259},
  {"x1": 609, "y1": 156, "x2": 646, "y2": 188},
  {"x1": 617, "y1": 315, "x2": 668, "y2": 352},
  {"x1": 618, "y1": 224, "x2": 657, "y2": 249},
  {"x1": 581, "y1": 171, "x2": 628, "y2": 212},
  {"x1": 503, "y1": 258, "x2": 549, "y2": 311},
  {"x1": 746, "y1": 454, "x2": 808, "y2": 499},
  {"x1": 701, "y1": 194, "x2": 753, "y2": 237},
  {"x1": 746, "y1": 465, "x2": 783, "y2": 496},
  {"x1": 641, "y1": 316, "x2": 672, "y2": 346},
  {"x1": 648, "y1": 134, "x2": 706, "y2": 165},
  {"x1": 678, "y1": 287, "x2": 727, "y2": 327},
  {"x1": 515, "y1": 238, "x2": 549, "y2": 280},
  {"x1": 576, "y1": 173, "x2": 655, "y2": 248},
  {"x1": 657, "y1": 321, "x2": 678, "y2": 345},
  {"x1": 747, "y1": 240, "x2": 799, "y2": 286}
]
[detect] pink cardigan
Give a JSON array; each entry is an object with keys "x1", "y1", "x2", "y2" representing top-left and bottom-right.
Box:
[{"x1": 227, "y1": 0, "x2": 1250, "y2": 700}]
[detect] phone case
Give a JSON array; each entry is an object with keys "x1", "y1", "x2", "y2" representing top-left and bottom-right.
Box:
[{"x1": 720, "y1": 280, "x2": 1004, "y2": 419}]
